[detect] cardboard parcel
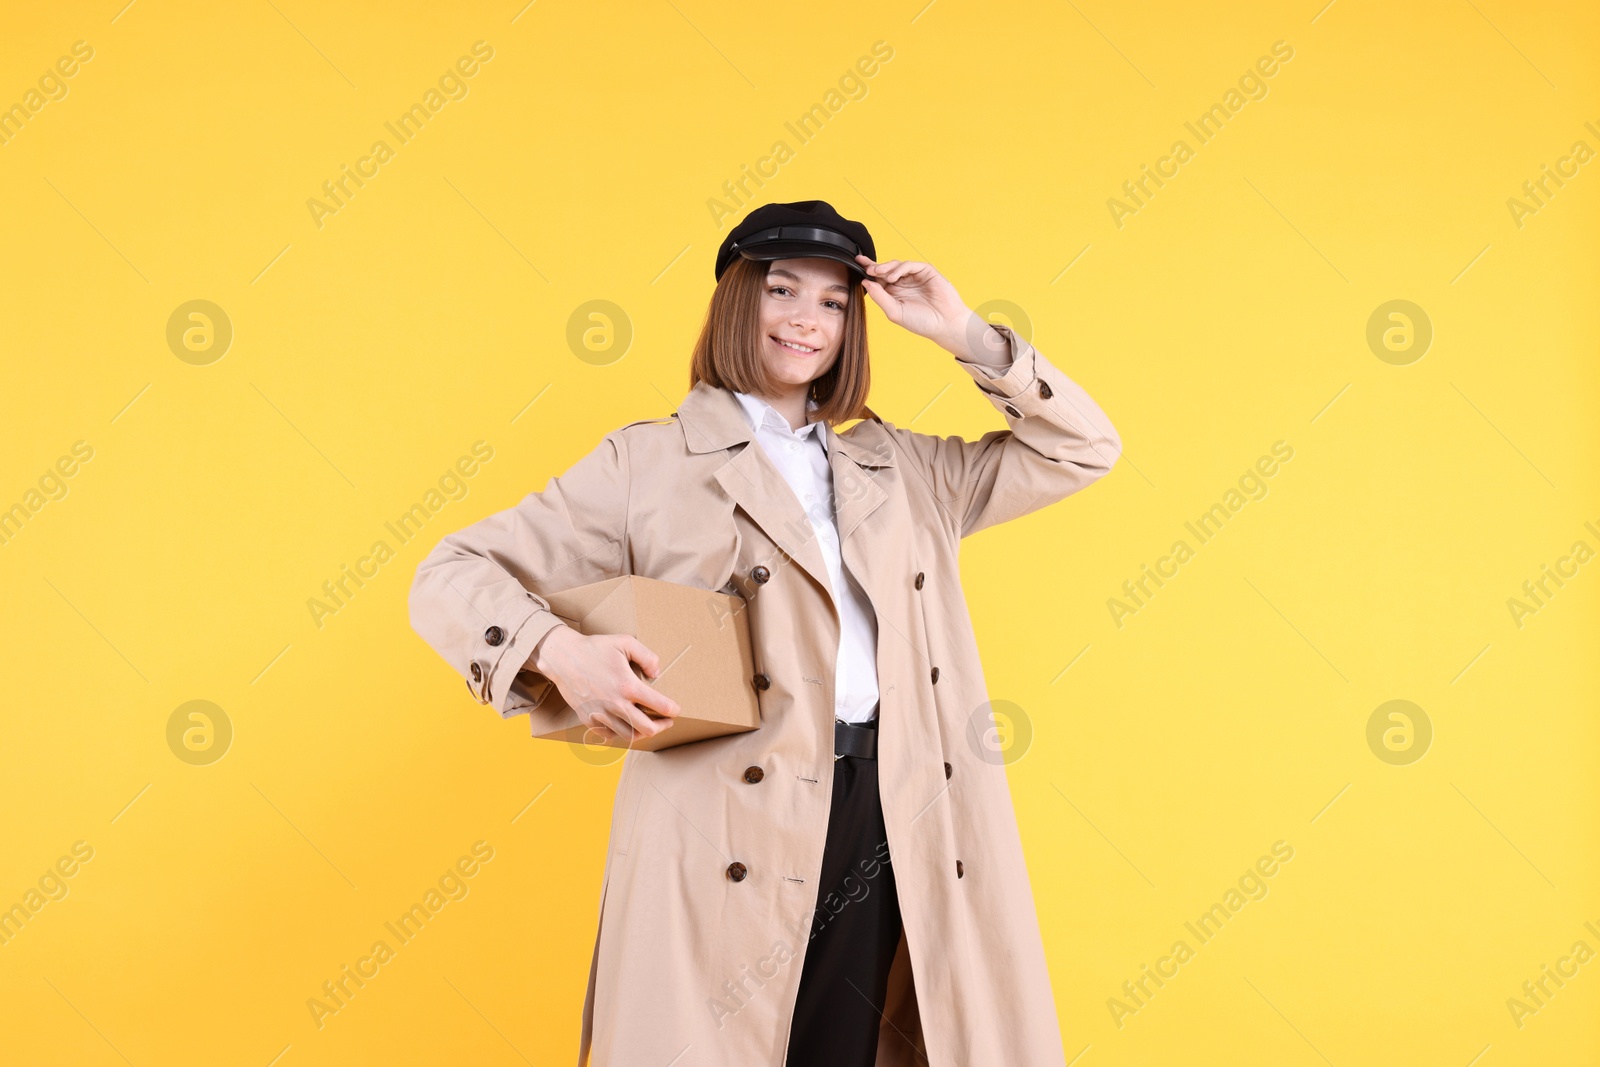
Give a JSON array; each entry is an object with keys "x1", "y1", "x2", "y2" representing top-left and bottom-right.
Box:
[{"x1": 524, "y1": 575, "x2": 760, "y2": 751}]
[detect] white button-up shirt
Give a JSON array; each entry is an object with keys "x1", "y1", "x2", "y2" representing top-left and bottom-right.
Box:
[{"x1": 731, "y1": 390, "x2": 880, "y2": 724}]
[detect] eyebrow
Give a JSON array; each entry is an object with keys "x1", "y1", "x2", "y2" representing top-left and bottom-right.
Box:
[{"x1": 767, "y1": 268, "x2": 851, "y2": 295}]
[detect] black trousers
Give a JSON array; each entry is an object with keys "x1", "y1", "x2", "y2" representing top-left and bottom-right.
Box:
[{"x1": 784, "y1": 751, "x2": 905, "y2": 1067}]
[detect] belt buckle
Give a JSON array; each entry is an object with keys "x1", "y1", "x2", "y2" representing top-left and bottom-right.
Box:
[{"x1": 834, "y1": 717, "x2": 846, "y2": 761}]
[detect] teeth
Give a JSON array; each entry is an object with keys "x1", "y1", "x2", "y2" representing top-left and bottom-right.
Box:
[{"x1": 776, "y1": 339, "x2": 818, "y2": 353}]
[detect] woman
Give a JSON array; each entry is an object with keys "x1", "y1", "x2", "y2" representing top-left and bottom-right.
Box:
[{"x1": 408, "y1": 200, "x2": 1122, "y2": 1067}]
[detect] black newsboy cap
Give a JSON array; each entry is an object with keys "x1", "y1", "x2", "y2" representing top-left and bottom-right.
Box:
[{"x1": 714, "y1": 200, "x2": 877, "y2": 281}]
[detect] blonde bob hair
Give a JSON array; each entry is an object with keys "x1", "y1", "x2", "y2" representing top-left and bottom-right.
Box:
[{"x1": 688, "y1": 255, "x2": 871, "y2": 426}]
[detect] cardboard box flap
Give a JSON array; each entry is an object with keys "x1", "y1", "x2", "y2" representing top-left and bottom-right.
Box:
[{"x1": 548, "y1": 575, "x2": 637, "y2": 633}]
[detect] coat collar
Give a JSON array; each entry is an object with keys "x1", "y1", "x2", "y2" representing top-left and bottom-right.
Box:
[
  {"x1": 729, "y1": 390, "x2": 827, "y2": 451},
  {"x1": 674, "y1": 380, "x2": 896, "y2": 469}
]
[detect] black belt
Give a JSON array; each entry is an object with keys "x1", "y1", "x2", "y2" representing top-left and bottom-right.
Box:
[{"x1": 834, "y1": 716, "x2": 878, "y2": 760}]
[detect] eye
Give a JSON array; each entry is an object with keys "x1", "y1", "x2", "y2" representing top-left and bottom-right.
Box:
[
  {"x1": 824, "y1": 299, "x2": 845, "y2": 311},
  {"x1": 769, "y1": 285, "x2": 792, "y2": 297}
]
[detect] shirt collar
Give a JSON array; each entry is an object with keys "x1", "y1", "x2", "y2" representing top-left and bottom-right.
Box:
[{"x1": 732, "y1": 390, "x2": 827, "y2": 452}]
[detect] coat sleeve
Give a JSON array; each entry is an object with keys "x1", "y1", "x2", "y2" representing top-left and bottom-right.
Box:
[
  {"x1": 885, "y1": 323, "x2": 1122, "y2": 539},
  {"x1": 407, "y1": 431, "x2": 631, "y2": 718}
]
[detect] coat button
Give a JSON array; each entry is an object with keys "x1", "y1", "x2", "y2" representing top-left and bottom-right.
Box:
[
  {"x1": 727, "y1": 862, "x2": 748, "y2": 882},
  {"x1": 1039, "y1": 380, "x2": 1053, "y2": 399},
  {"x1": 753, "y1": 672, "x2": 771, "y2": 691},
  {"x1": 470, "y1": 663, "x2": 482, "y2": 682},
  {"x1": 944, "y1": 761, "x2": 952, "y2": 780},
  {"x1": 930, "y1": 666, "x2": 940, "y2": 685},
  {"x1": 752, "y1": 565, "x2": 771, "y2": 585},
  {"x1": 1004, "y1": 404, "x2": 1021, "y2": 418},
  {"x1": 914, "y1": 571, "x2": 925, "y2": 590},
  {"x1": 743, "y1": 765, "x2": 765, "y2": 783},
  {"x1": 956, "y1": 859, "x2": 965, "y2": 878},
  {"x1": 484, "y1": 625, "x2": 505, "y2": 647}
]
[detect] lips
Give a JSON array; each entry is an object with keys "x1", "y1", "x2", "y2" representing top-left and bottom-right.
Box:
[{"x1": 771, "y1": 336, "x2": 820, "y2": 355}]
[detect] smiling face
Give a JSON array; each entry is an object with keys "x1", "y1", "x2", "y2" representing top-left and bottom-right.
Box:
[
  {"x1": 688, "y1": 251, "x2": 872, "y2": 426},
  {"x1": 755, "y1": 256, "x2": 853, "y2": 393}
]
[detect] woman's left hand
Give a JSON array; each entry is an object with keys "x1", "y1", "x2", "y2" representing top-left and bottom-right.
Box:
[{"x1": 855, "y1": 255, "x2": 976, "y2": 353}]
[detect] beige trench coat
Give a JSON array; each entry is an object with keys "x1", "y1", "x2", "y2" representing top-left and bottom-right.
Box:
[{"x1": 408, "y1": 324, "x2": 1121, "y2": 1066}]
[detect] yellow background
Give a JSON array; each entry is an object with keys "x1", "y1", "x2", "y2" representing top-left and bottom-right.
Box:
[{"x1": 3, "y1": 0, "x2": 1597, "y2": 1063}]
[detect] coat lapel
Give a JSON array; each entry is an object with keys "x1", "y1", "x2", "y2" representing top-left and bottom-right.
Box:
[
  {"x1": 675, "y1": 382, "x2": 839, "y2": 616},
  {"x1": 825, "y1": 416, "x2": 897, "y2": 635},
  {"x1": 824, "y1": 417, "x2": 892, "y2": 543},
  {"x1": 674, "y1": 382, "x2": 900, "y2": 620}
]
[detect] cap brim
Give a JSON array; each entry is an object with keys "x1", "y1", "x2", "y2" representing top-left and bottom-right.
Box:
[{"x1": 738, "y1": 243, "x2": 868, "y2": 278}]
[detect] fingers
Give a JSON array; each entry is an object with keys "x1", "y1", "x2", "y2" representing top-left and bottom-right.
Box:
[
  {"x1": 582, "y1": 707, "x2": 626, "y2": 743},
  {"x1": 623, "y1": 677, "x2": 681, "y2": 721},
  {"x1": 858, "y1": 279, "x2": 901, "y2": 325},
  {"x1": 859, "y1": 258, "x2": 927, "y2": 286},
  {"x1": 575, "y1": 680, "x2": 644, "y2": 742},
  {"x1": 616, "y1": 637, "x2": 678, "y2": 716},
  {"x1": 620, "y1": 635, "x2": 662, "y2": 680},
  {"x1": 601, "y1": 637, "x2": 681, "y2": 740},
  {"x1": 611, "y1": 696, "x2": 672, "y2": 739},
  {"x1": 865, "y1": 258, "x2": 905, "y2": 280},
  {"x1": 583, "y1": 701, "x2": 648, "y2": 743},
  {"x1": 585, "y1": 699, "x2": 669, "y2": 744},
  {"x1": 889, "y1": 262, "x2": 931, "y2": 285}
]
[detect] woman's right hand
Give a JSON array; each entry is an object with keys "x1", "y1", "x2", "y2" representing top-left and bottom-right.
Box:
[{"x1": 529, "y1": 625, "x2": 681, "y2": 743}]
